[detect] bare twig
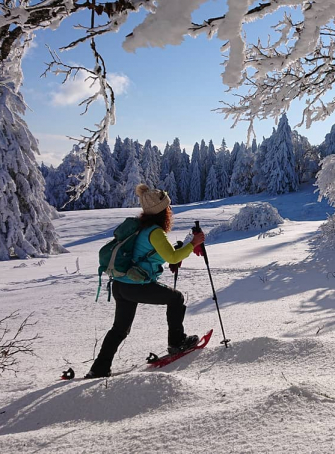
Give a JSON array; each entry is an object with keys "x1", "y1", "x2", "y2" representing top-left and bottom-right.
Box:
[{"x1": 0, "y1": 311, "x2": 40, "y2": 375}]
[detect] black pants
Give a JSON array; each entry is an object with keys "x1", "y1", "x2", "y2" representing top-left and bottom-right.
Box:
[{"x1": 90, "y1": 280, "x2": 187, "y2": 374}]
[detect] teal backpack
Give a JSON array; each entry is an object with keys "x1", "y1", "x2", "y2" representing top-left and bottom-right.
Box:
[{"x1": 95, "y1": 217, "x2": 155, "y2": 301}]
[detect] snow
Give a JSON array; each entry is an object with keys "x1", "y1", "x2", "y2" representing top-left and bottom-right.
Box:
[{"x1": 2, "y1": 183, "x2": 335, "y2": 453}]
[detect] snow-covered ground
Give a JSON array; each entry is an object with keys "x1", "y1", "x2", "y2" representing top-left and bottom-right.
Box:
[{"x1": 2, "y1": 183, "x2": 335, "y2": 453}]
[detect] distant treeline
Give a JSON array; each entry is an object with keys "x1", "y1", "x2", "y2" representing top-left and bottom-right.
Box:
[{"x1": 41, "y1": 114, "x2": 332, "y2": 211}]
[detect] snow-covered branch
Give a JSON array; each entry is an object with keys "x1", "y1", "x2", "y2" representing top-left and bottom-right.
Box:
[
  {"x1": 42, "y1": 41, "x2": 115, "y2": 202},
  {"x1": 124, "y1": 0, "x2": 335, "y2": 132}
]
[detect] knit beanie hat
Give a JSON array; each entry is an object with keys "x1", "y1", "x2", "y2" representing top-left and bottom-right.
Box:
[{"x1": 136, "y1": 184, "x2": 171, "y2": 215}]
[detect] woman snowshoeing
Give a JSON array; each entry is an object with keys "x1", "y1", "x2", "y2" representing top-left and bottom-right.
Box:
[{"x1": 85, "y1": 184, "x2": 205, "y2": 378}]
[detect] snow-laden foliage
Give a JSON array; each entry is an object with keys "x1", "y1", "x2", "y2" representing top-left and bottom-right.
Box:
[
  {"x1": 264, "y1": 114, "x2": 299, "y2": 195},
  {"x1": 318, "y1": 125, "x2": 335, "y2": 159},
  {"x1": 204, "y1": 165, "x2": 218, "y2": 201},
  {"x1": 314, "y1": 214, "x2": 335, "y2": 251},
  {"x1": 204, "y1": 220, "x2": 232, "y2": 243},
  {"x1": 0, "y1": 42, "x2": 66, "y2": 260},
  {"x1": 316, "y1": 155, "x2": 335, "y2": 208},
  {"x1": 163, "y1": 171, "x2": 178, "y2": 204},
  {"x1": 229, "y1": 143, "x2": 254, "y2": 196},
  {"x1": 231, "y1": 202, "x2": 284, "y2": 232}
]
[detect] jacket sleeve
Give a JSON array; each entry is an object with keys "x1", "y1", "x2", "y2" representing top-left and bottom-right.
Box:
[{"x1": 149, "y1": 228, "x2": 194, "y2": 264}]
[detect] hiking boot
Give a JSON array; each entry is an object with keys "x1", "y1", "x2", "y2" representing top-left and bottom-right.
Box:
[
  {"x1": 84, "y1": 369, "x2": 111, "y2": 379},
  {"x1": 168, "y1": 334, "x2": 199, "y2": 355}
]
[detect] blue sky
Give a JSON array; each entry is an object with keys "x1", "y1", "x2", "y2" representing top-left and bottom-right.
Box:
[{"x1": 21, "y1": 1, "x2": 335, "y2": 166}]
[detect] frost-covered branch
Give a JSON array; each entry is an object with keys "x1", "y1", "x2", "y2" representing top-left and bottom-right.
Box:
[
  {"x1": 124, "y1": 0, "x2": 335, "y2": 133},
  {"x1": 42, "y1": 39, "x2": 115, "y2": 201},
  {"x1": 0, "y1": 311, "x2": 40, "y2": 375},
  {"x1": 0, "y1": 0, "x2": 155, "y2": 59}
]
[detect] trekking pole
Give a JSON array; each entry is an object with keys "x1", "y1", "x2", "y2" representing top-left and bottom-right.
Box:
[
  {"x1": 192, "y1": 220, "x2": 230, "y2": 347},
  {"x1": 173, "y1": 269, "x2": 178, "y2": 291},
  {"x1": 170, "y1": 241, "x2": 183, "y2": 290}
]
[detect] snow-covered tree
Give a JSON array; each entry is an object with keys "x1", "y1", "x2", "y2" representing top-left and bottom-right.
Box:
[
  {"x1": 0, "y1": 41, "x2": 65, "y2": 260},
  {"x1": 151, "y1": 145, "x2": 162, "y2": 188},
  {"x1": 319, "y1": 125, "x2": 335, "y2": 159},
  {"x1": 189, "y1": 162, "x2": 201, "y2": 203},
  {"x1": 229, "y1": 143, "x2": 254, "y2": 196},
  {"x1": 122, "y1": 153, "x2": 142, "y2": 208},
  {"x1": 316, "y1": 156, "x2": 335, "y2": 208},
  {"x1": 190, "y1": 142, "x2": 200, "y2": 169},
  {"x1": 179, "y1": 149, "x2": 190, "y2": 204},
  {"x1": 141, "y1": 140, "x2": 156, "y2": 188},
  {"x1": 99, "y1": 140, "x2": 122, "y2": 207},
  {"x1": 48, "y1": 146, "x2": 86, "y2": 211},
  {"x1": 204, "y1": 165, "x2": 218, "y2": 201},
  {"x1": 168, "y1": 138, "x2": 182, "y2": 200},
  {"x1": 199, "y1": 139, "x2": 208, "y2": 198},
  {"x1": 119, "y1": 138, "x2": 135, "y2": 173},
  {"x1": 228, "y1": 142, "x2": 240, "y2": 179},
  {"x1": 251, "y1": 138, "x2": 258, "y2": 154},
  {"x1": 252, "y1": 137, "x2": 271, "y2": 194},
  {"x1": 160, "y1": 142, "x2": 171, "y2": 182},
  {"x1": 163, "y1": 171, "x2": 178, "y2": 204},
  {"x1": 206, "y1": 140, "x2": 217, "y2": 176},
  {"x1": 265, "y1": 114, "x2": 299, "y2": 195},
  {"x1": 291, "y1": 131, "x2": 318, "y2": 184},
  {"x1": 215, "y1": 140, "x2": 230, "y2": 198}
]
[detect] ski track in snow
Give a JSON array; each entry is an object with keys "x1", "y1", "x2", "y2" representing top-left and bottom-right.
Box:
[{"x1": 1, "y1": 185, "x2": 335, "y2": 453}]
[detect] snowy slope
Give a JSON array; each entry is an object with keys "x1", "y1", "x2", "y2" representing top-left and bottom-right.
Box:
[{"x1": 1, "y1": 184, "x2": 335, "y2": 453}]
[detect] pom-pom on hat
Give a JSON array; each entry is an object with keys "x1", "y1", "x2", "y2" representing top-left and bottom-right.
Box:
[{"x1": 136, "y1": 184, "x2": 171, "y2": 215}]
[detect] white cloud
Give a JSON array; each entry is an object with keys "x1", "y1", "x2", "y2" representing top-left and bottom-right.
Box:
[
  {"x1": 51, "y1": 71, "x2": 130, "y2": 107},
  {"x1": 33, "y1": 132, "x2": 72, "y2": 167}
]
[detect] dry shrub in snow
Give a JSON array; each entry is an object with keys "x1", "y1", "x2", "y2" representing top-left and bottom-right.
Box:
[
  {"x1": 0, "y1": 312, "x2": 39, "y2": 375},
  {"x1": 231, "y1": 202, "x2": 284, "y2": 231}
]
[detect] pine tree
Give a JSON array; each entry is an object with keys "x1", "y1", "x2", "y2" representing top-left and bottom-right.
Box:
[
  {"x1": 151, "y1": 145, "x2": 162, "y2": 188},
  {"x1": 160, "y1": 142, "x2": 171, "y2": 181},
  {"x1": 119, "y1": 137, "x2": 135, "y2": 172},
  {"x1": 265, "y1": 114, "x2": 299, "y2": 195},
  {"x1": 229, "y1": 143, "x2": 254, "y2": 195},
  {"x1": 141, "y1": 140, "x2": 155, "y2": 188},
  {"x1": 229, "y1": 142, "x2": 241, "y2": 179},
  {"x1": 49, "y1": 146, "x2": 86, "y2": 210},
  {"x1": 204, "y1": 165, "x2": 219, "y2": 200},
  {"x1": 122, "y1": 153, "x2": 142, "y2": 207},
  {"x1": 199, "y1": 139, "x2": 208, "y2": 198},
  {"x1": 189, "y1": 162, "x2": 201, "y2": 203},
  {"x1": 179, "y1": 149, "x2": 190, "y2": 204},
  {"x1": 207, "y1": 140, "x2": 217, "y2": 173},
  {"x1": 99, "y1": 140, "x2": 122, "y2": 207},
  {"x1": 215, "y1": 141, "x2": 230, "y2": 198},
  {"x1": 251, "y1": 138, "x2": 258, "y2": 154},
  {"x1": 191, "y1": 142, "x2": 200, "y2": 168},
  {"x1": 291, "y1": 131, "x2": 314, "y2": 184},
  {"x1": 113, "y1": 136, "x2": 123, "y2": 169},
  {"x1": 163, "y1": 171, "x2": 178, "y2": 204},
  {"x1": 0, "y1": 46, "x2": 65, "y2": 260},
  {"x1": 168, "y1": 138, "x2": 182, "y2": 199},
  {"x1": 320, "y1": 124, "x2": 335, "y2": 159},
  {"x1": 252, "y1": 136, "x2": 270, "y2": 193}
]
